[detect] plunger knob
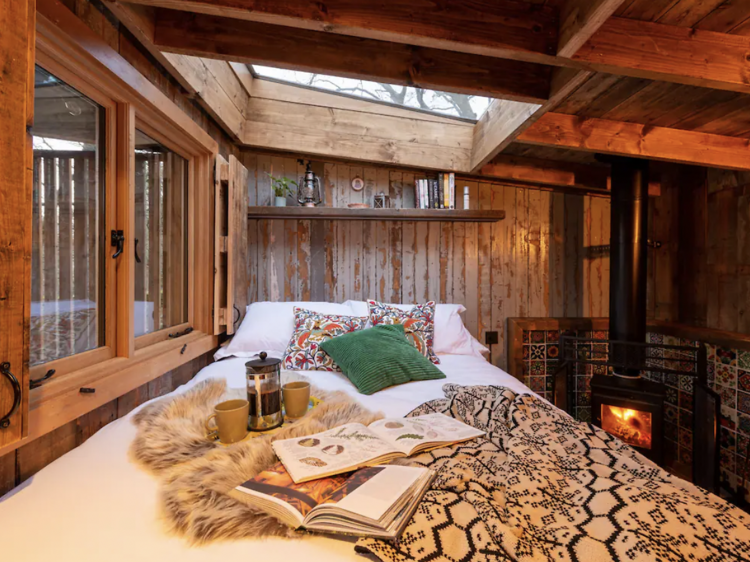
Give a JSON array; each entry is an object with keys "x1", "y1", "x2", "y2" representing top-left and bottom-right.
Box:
[{"x1": 259, "y1": 351, "x2": 267, "y2": 361}]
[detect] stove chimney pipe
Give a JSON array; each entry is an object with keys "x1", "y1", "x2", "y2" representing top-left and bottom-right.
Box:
[{"x1": 605, "y1": 156, "x2": 649, "y2": 377}]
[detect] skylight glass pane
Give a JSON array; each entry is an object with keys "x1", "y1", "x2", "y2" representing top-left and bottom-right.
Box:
[{"x1": 253, "y1": 65, "x2": 492, "y2": 121}]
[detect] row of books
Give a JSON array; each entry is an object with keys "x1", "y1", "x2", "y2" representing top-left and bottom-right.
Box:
[{"x1": 415, "y1": 173, "x2": 456, "y2": 210}]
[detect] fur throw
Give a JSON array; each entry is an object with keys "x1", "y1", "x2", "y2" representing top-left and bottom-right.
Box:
[{"x1": 130, "y1": 377, "x2": 383, "y2": 544}]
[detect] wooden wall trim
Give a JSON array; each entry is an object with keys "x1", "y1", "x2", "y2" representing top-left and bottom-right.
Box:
[
  {"x1": 0, "y1": 350, "x2": 214, "y2": 498},
  {"x1": 0, "y1": 332, "x2": 218, "y2": 459},
  {"x1": 649, "y1": 321, "x2": 750, "y2": 353}
]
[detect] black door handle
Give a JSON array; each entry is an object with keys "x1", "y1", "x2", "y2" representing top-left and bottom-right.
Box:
[
  {"x1": 134, "y1": 238, "x2": 142, "y2": 263},
  {"x1": 0, "y1": 362, "x2": 21, "y2": 430},
  {"x1": 111, "y1": 230, "x2": 124, "y2": 259}
]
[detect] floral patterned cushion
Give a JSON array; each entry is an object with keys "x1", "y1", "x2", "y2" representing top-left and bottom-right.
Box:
[
  {"x1": 367, "y1": 300, "x2": 440, "y2": 364},
  {"x1": 283, "y1": 307, "x2": 367, "y2": 371}
]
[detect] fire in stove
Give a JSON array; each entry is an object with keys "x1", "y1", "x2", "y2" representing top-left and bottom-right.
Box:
[{"x1": 601, "y1": 404, "x2": 653, "y2": 450}]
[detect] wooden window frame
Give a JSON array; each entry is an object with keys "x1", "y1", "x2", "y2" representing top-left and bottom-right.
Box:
[
  {"x1": 29, "y1": 51, "x2": 119, "y2": 384},
  {"x1": 132, "y1": 119, "x2": 194, "y2": 351},
  {"x1": 0, "y1": 2, "x2": 220, "y2": 458}
]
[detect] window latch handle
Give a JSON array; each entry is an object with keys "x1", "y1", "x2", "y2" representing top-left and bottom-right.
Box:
[
  {"x1": 111, "y1": 230, "x2": 125, "y2": 259},
  {"x1": 134, "y1": 238, "x2": 142, "y2": 263}
]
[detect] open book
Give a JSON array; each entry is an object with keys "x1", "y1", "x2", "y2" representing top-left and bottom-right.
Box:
[
  {"x1": 272, "y1": 412, "x2": 484, "y2": 483},
  {"x1": 230, "y1": 462, "x2": 434, "y2": 540}
]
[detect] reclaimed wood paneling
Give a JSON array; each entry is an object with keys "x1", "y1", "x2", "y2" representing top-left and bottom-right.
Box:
[
  {"x1": 243, "y1": 152, "x2": 613, "y2": 370},
  {"x1": 0, "y1": 350, "x2": 214, "y2": 498}
]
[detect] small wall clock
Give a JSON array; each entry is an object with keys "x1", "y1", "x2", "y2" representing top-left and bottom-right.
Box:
[{"x1": 351, "y1": 176, "x2": 365, "y2": 191}]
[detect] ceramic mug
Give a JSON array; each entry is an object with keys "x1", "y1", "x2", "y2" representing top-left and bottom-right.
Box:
[
  {"x1": 283, "y1": 381, "x2": 311, "y2": 419},
  {"x1": 205, "y1": 399, "x2": 250, "y2": 444}
]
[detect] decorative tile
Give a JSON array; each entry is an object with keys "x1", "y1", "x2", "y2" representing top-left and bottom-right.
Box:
[
  {"x1": 545, "y1": 377, "x2": 554, "y2": 392},
  {"x1": 528, "y1": 376, "x2": 546, "y2": 393},
  {"x1": 576, "y1": 407, "x2": 591, "y2": 423},
  {"x1": 739, "y1": 370, "x2": 750, "y2": 393},
  {"x1": 592, "y1": 363, "x2": 607, "y2": 376},
  {"x1": 593, "y1": 330, "x2": 607, "y2": 340},
  {"x1": 738, "y1": 412, "x2": 750, "y2": 436},
  {"x1": 716, "y1": 384, "x2": 738, "y2": 410},
  {"x1": 664, "y1": 372, "x2": 679, "y2": 389},
  {"x1": 649, "y1": 332, "x2": 664, "y2": 345},
  {"x1": 721, "y1": 448, "x2": 736, "y2": 474},
  {"x1": 664, "y1": 335, "x2": 679, "y2": 347},
  {"x1": 576, "y1": 376, "x2": 591, "y2": 393},
  {"x1": 738, "y1": 434, "x2": 750, "y2": 459},
  {"x1": 665, "y1": 403, "x2": 679, "y2": 424},
  {"x1": 546, "y1": 345, "x2": 559, "y2": 359},
  {"x1": 721, "y1": 405, "x2": 738, "y2": 432},
  {"x1": 738, "y1": 391, "x2": 750, "y2": 415},
  {"x1": 665, "y1": 421, "x2": 679, "y2": 442},
  {"x1": 679, "y1": 408, "x2": 693, "y2": 429},
  {"x1": 720, "y1": 426, "x2": 737, "y2": 453},
  {"x1": 530, "y1": 345, "x2": 546, "y2": 360},
  {"x1": 531, "y1": 331, "x2": 545, "y2": 343},
  {"x1": 522, "y1": 362, "x2": 531, "y2": 378},
  {"x1": 577, "y1": 391, "x2": 591, "y2": 406},
  {"x1": 679, "y1": 428, "x2": 693, "y2": 451},
  {"x1": 679, "y1": 375, "x2": 695, "y2": 394},
  {"x1": 717, "y1": 347, "x2": 737, "y2": 366},
  {"x1": 680, "y1": 447, "x2": 693, "y2": 466},
  {"x1": 739, "y1": 351, "x2": 750, "y2": 371},
  {"x1": 665, "y1": 386, "x2": 678, "y2": 406},
  {"x1": 591, "y1": 344, "x2": 608, "y2": 359},
  {"x1": 546, "y1": 330, "x2": 559, "y2": 343},
  {"x1": 679, "y1": 391, "x2": 693, "y2": 411},
  {"x1": 545, "y1": 361, "x2": 559, "y2": 376},
  {"x1": 707, "y1": 343, "x2": 716, "y2": 362},
  {"x1": 523, "y1": 346, "x2": 531, "y2": 360},
  {"x1": 707, "y1": 362, "x2": 716, "y2": 385},
  {"x1": 715, "y1": 364, "x2": 737, "y2": 389},
  {"x1": 522, "y1": 331, "x2": 530, "y2": 344},
  {"x1": 530, "y1": 361, "x2": 545, "y2": 376}
]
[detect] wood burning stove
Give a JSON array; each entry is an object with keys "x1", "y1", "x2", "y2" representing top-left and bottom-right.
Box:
[
  {"x1": 591, "y1": 374, "x2": 665, "y2": 465},
  {"x1": 554, "y1": 154, "x2": 720, "y2": 493}
]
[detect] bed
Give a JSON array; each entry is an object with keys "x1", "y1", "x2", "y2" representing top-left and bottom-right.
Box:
[{"x1": 0, "y1": 354, "x2": 526, "y2": 561}]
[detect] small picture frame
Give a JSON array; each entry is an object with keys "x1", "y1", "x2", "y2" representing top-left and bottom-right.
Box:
[{"x1": 351, "y1": 176, "x2": 365, "y2": 192}]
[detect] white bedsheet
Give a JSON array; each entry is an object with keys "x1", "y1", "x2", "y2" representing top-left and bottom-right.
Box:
[{"x1": 0, "y1": 355, "x2": 532, "y2": 561}]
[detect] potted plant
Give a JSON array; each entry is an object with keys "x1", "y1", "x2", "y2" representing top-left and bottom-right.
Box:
[{"x1": 267, "y1": 173, "x2": 298, "y2": 207}]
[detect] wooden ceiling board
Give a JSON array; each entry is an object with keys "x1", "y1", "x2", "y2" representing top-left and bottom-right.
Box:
[
  {"x1": 557, "y1": 74, "x2": 651, "y2": 117},
  {"x1": 693, "y1": 0, "x2": 750, "y2": 33},
  {"x1": 616, "y1": 0, "x2": 683, "y2": 21},
  {"x1": 502, "y1": 143, "x2": 606, "y2": 166}
]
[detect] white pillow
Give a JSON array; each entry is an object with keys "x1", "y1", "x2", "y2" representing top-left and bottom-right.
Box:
[
  {"x1": 216, "y1": 301, "x2": 358, "y2": 361},
  {"x1": 343, "y1": 300, "x2": 488, "y2": 358}
]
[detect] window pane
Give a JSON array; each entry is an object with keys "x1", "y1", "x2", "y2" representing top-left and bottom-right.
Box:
[
  {"x1": 134, "y1": 131, "x2": 188, "y2": 337},
  {"x1": 31, "y1": 66, "x2": 105, "y2": 366},
  {"x1": 252, "y1": 64, "x2": 492, "y2": 121}
]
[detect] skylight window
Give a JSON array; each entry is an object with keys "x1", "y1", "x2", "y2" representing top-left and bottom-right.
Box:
[{"x1": 252, "y1": 65, "x2": 492, "y2": 121}]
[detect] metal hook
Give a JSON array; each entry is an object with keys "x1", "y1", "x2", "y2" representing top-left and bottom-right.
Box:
[{"x1": 111, "y1": 230, "x2": 125, "y2": 259}]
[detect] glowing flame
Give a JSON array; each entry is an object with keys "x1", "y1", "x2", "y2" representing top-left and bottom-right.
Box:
[
  {"x1": 609, "y1": 406, "x2": 636, "y2": 422},
  {"x1": 601, "y1": 404, "x2": 652, "y2": 450}
]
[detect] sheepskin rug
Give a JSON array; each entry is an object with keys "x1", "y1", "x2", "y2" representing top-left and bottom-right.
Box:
[{"x1": 130, "y1": 377, "x2": 383, "y2": 544}]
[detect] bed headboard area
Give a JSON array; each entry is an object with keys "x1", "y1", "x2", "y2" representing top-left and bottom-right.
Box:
[{"x1": 241, "y1": 151, "x2": 613, "y2": 370}]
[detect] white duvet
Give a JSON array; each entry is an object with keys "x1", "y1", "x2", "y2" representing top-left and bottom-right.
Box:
[{"x1": 0, "y1": 355, "x2": 533, "y2": 561}]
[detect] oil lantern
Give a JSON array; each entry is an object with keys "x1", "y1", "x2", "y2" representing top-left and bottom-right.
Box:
[{"x1": 297, "y1": 161, "x2": 322, "y2": 207}]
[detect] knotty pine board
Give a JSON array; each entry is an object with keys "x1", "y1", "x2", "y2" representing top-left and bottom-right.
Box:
[{"x1": 243, "y1": 152, "x2": 613, "y2": 369}]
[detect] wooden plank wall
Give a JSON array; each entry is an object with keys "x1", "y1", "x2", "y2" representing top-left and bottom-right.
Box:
[
  {"x1": 242, "y1": 151, "x2": 613, "y2": 370},
  {"x1": 661, "y1": 165, "x2": 750, "y2": 334},
  {"x1": 0, "y1": 350, "x2": 214, "y2": 498}
]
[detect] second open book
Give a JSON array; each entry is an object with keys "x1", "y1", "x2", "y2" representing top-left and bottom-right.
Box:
[{"x1": 272, "y1": 412, "x2": 484, "y2": 483}]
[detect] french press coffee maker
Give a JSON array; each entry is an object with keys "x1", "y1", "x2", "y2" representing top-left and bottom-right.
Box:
[{"x1": 245, "y1": 352, "x2": 283, "y2": 431}]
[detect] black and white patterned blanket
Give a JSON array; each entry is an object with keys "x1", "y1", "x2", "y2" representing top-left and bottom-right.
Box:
[{"x1": 356, "y1": 384, "x2": 750, "y2": 562}]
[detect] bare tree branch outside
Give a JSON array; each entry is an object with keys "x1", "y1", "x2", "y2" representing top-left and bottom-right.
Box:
[{"x1": 253, "y1": 65, "x2": 491, "y2": 121}]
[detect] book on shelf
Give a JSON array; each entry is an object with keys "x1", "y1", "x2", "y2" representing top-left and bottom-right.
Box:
[
  {"x1": 438, "y1": 174, "x2": 445, "y2": 209},
  {"x1": 231, "y1": 462, "x2": 435, "y2": 541},
  {"x1": 448, "y1": 173, "x2": 455, "y2": 210},
  {"x1": 272, "y1": 412, "x2": 484, "y2": 483},
  {"x1": 432, "y1": 178, "x2": 440, "y2": 209}
]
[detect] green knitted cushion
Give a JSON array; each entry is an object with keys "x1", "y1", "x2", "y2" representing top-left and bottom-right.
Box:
[{"x1": 320, "y1": 323, "x2": 445, "y2": 395}]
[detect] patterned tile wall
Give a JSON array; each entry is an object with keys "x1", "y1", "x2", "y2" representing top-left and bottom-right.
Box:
[{"x1": 519, "y1": 328, "x2": 750, "y2": 494}]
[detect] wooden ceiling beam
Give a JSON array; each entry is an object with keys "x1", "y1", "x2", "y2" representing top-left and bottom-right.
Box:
[
  {"x1": 572, "y1": 17, "x2": 750, "y2": 94},
  {"x1": 516, "y1": 113, "x2": 750, "y2": 171},
  {"x1": 557, "y1": 0, "x2": 629, "y2": 57},
  {"x1": 469, "y1": 68, "x2": 590, "y2": 173},
  {"x1": 119, "y1": 0, "x2": 560, "y2": 64},
  {"x1": 150, "y1": 9, "x2": 552, "y2": 104}
]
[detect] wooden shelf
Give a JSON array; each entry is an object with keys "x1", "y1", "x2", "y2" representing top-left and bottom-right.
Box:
[{"x1": 247, "y1": 206, "x2": 505, "y2": 222}]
